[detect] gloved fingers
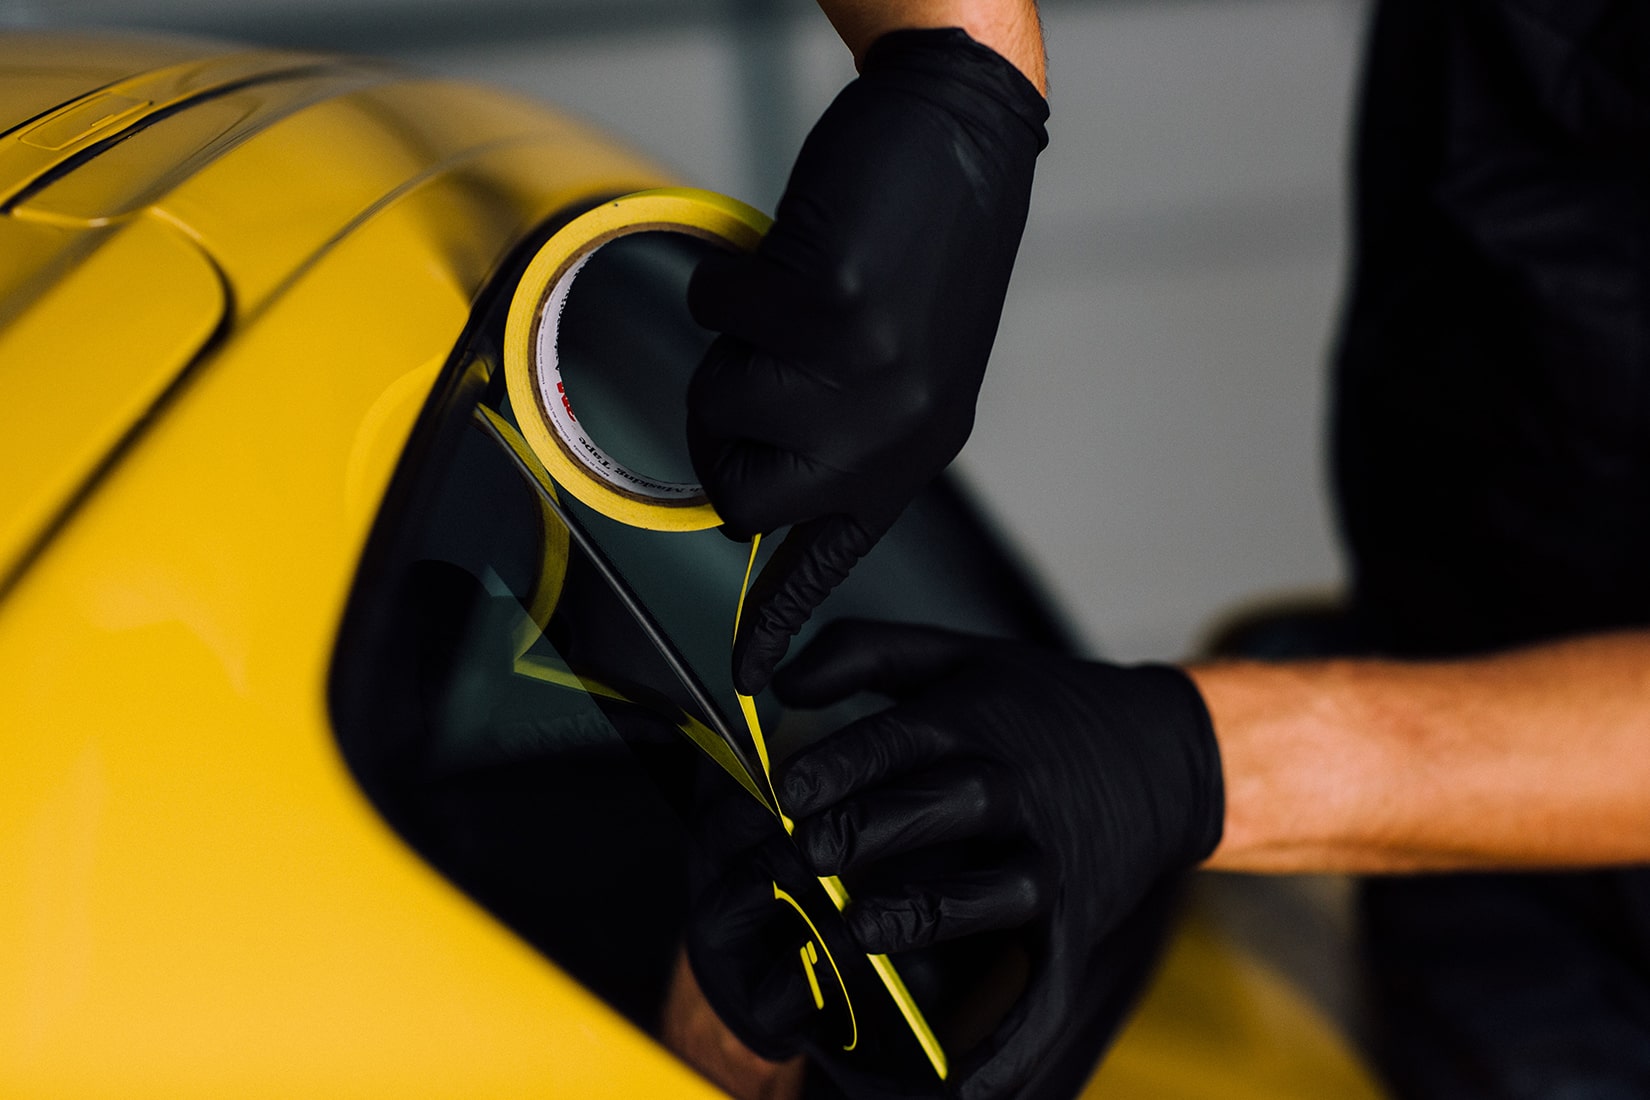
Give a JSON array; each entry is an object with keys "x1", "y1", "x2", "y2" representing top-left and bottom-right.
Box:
[
  {"x1": 687, "y1": 251, "x2": 841, "y2": 363},
  {"x1": 953, "y1": 966, "x2": 1070, "y2": 1100},
  {"x1": 686, "y1": 782, "x2": 786, "y2": 873},
  {"x1": 746, "y1": 948, "x2": 819, "y2": 1046},
  {"x1": 689, "y1": 857, "x2": 790, "y2": 956},
  {"x1": 686, "y1": 336, "x2": 842, "y2": 453},
  {"x1": 685, "y1": 902, "x2": 818, "y2": 1062},
  {"x1": 790, "y1": 761, "x2": 1016, "y2": 876},
  {"x1": 687, "y1": 429, "x2": 852, "y2": 539},
  {"x1": 731, "y1": 515, "x2": 883, "y2": 694},
  {"x1": 772, "y1": 618, "x2": 985, "y2": 707},
  {"x1": 844, "y1": 859, "x2": 1049, "y2": 954},
  {"x1": 774, "y1": 706, "x2": 953, "y2": 818}
]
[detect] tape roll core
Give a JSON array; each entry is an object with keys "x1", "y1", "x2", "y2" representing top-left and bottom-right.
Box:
[{"x1": 504, "y1": 189, "x2": 772, "y2": 531}]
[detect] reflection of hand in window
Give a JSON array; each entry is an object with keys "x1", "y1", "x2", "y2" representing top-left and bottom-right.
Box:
[{"x1": 661, "y1": 947, "x2": 804, "y2": 1100}]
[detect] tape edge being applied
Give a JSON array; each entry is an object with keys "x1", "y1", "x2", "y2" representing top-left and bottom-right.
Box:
[
  {"x1": 503, "y1": 187, "x2": 771, "y2": 532},
  {"x1": 738, "y1": 538, "x2": 949, "y2": 1080}
]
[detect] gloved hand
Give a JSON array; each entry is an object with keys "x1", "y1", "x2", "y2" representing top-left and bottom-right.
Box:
[
  {"x1": 684, "y1": 858, "x2": 820, "y2": 1067},
  {"x1": 681, "y1": 784, "x2": 818, "y2": 1064},
  {"x1": 771, "y1": 620, "x2": 1225, "y2": 1100},
  {"x1": 686, "y1": 28, "x2": 1049, "y2": 694}
]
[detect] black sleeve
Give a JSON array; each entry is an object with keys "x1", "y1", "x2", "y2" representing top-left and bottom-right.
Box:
[
  {"x1": 1332, "y1": 0, "x2": 1650, "y2": 654},
  {"x1": 1473, "y1": 0, "x2": 1649, "y2": 149}
]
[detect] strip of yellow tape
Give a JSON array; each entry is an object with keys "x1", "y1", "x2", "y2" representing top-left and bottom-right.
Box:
[
  {"x1": 505, "y1": 187, "x2": 947, "y2": 1081},
  {"x1": 739, "y1": 535, "x2": 948, "y2": 1079}
]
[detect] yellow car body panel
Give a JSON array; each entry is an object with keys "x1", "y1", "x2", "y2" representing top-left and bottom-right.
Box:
[
  {"x1": 1090, "y1": 906, "x2": 1383, "y2": 1100},
  {"x1": 0, "y1": 37, "x2": 354, "y2": 209},
  {"x1": 0, "y1": 214, "x2": 224, "y2": 590},
  {"x1": 0, "y1": 31, "x2": 716, "y2": 1098},
  {"x1": 0, "y1": 30, "x2": 1381, "y2": 1098},
  {"x1": 0, "y1": 31, "x2": 298, "y2": 154}
]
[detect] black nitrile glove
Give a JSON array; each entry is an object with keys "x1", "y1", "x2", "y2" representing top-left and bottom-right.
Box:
[
  {"x1": 771, "y1": 621, "x2": 1225, "y2": 1100},
  {"x1": 686, "y1": 28, "x2": 1049, "y2": 694},
  {"x1": 681, "y1": 788, "x2": 818, "y2": 1062}
]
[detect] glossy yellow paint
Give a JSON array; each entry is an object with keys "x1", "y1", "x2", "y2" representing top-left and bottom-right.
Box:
[
  {"x1": 13, "y1": 70, "x2": 386, "y2": 227},
  {"x1": 0, "y1": 30, "x2": 244, "y2": 138},
  {"x1": 0, "y1": 214, "x2": 224, "y2": 589},
  {"x1": 0, "y1": 34, "x2": 716, "y2": 1096},
  {"x1": 0, "y1": 37, "x2": 354, "y2": 208},
  {"x1": 1085, "y1": 900, "x2": 1385, "y2": 1099}
]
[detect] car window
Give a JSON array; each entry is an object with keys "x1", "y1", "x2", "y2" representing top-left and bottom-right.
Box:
[
  {"x1": 329, "y1": 219, "x2": 1077, "y2": 1084},
  {"x1": 330, "y1": 221, "x2": 774, "y2": 1028}
]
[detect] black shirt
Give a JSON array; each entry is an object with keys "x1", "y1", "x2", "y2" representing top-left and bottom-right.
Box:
[
  {"x1": 1333, "y1": 4, "x2": 1650, "y2": 1096},
  {"x1": 1333, "y1": 0, "x2": 1650, "y2": 657}
]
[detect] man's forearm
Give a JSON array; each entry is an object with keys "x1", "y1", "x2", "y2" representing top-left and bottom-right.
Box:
[
  {"x1": 1190, "y1": 631, "x2": 1650, "y2": 873},
  {"x1": 816, "y1": 0, "x2": 1047, "y2": 93}
]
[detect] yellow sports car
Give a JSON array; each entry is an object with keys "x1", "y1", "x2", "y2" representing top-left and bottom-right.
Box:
[{"x1": 0, "y1": 30, "x2": 1381, "y2": 1097}]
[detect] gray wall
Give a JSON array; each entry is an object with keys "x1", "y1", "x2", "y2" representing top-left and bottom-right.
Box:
[
  {"x1": 975, "y1": 0, "x2": 1365, "y2": 660},
  {"x1": 8, "y1": 0, "x2": 1370, "y2": 661}
]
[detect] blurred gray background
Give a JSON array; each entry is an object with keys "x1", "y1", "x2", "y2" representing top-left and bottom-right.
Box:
[{"x1": 3, "y1": 0, "x2": 1370, "y2": 662}]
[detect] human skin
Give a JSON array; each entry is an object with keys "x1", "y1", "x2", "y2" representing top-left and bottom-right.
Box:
[
  {"x1": 1193, "y1": 630, "x2": 1650, "y2": 873},
  {"x1": 660, "y1": 949, "x2": 805, "y2": 1100},
  {"x1": 817, "y1": 0, "x2": 1047, "y2": 93}
]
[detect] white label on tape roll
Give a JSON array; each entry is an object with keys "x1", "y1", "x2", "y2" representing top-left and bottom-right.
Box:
[{"x1": 533, "y1": 244, "x2": 704, "y2": 503}]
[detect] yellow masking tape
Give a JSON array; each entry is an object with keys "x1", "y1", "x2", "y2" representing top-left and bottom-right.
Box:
[
  {"x1": 513, "y1": 651, "x2": 771, "y2": 810},
  {"x1": 774, "y1": 882, "x2": 858, "y2": 1051},
  {"x1": 505, "y1": 188, "x2": 947, "y2": 1081},
  {"x1": 502, "y1": 188, "x2": 771, "y2": 532},
  {"x1": 738, "y1": 536, "x2": 948, "y2": 1079}
]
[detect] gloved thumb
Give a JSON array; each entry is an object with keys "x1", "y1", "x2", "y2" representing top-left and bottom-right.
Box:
[
  {"x1": 733, "y1": 514, "x2": 887, "y2": 694},
  {"x1": 684, "y1": 882, "x2": 818, "y2": 1060}
]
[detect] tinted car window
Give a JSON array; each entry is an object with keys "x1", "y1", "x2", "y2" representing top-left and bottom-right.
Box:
[{"x1": 329, "y1": 217, "x2": 1083, "y2": 1083}]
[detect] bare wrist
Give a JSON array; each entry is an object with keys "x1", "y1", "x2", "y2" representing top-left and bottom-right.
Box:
[
  {"x1": 1186, "y1": 659, "x2": 1402, "y2": 873},
  {"x1": 820, "y1": 1, "x2": 1047, "y2": 93}
]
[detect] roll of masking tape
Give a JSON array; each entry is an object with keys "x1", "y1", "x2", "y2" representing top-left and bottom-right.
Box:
[{"x1": 503, "y1": 187, "x2": 772, "y2": 532}]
